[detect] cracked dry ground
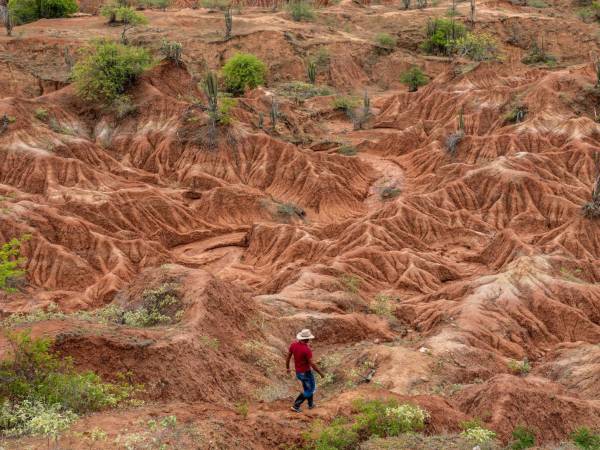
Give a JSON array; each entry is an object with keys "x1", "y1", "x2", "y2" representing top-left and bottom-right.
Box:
[{"x1": 1, "y1": 0, "x2": 600, "y2": 448}]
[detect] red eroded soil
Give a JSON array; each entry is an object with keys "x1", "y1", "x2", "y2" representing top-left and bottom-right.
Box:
[{"x1": 1, "y1": 0, "x2": 600, "y2": 448}]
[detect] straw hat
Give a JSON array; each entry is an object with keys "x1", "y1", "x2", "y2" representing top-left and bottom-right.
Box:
[{"x1": 296, "y1": 329, "x2": 315, "y2": 340}]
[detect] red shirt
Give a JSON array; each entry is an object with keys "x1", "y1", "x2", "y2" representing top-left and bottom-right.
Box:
[{"x1": 289, "y1": 341, "x2": 312, "y2": 373}]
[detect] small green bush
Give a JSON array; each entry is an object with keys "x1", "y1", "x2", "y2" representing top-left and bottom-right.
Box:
[
  {"x1": 399, "y1": 66, "x2": 429, "y2": 92},
  {"x1": 101, "y1": 5, "x2": 147, "y2": 25},
  {"x1": 8, "y1": 0, "x2": 77, "y2": 24},
  {"x1": 0, "y1": 331, "x2": 137, "y2": 438},
  {"x1": 451, "y1": 32, "x2": 499, "y2": 61},
  {"x1": 508, "y1": 358, "x2": 531, "y2": 375},
  {"x1": 337, "y1": 144, "x2": 358, "y2": 156},
  {"x1": 339, "y1": 274, "x2": 361, "y2": 294},
  {"x1": 309, "y1": 418, "x2": 359, "y2": 450},
  {"x1": 72, "y1": 40, "x2": 153, "y2": 105},
  {"x1": 571, "y1": 427, "x2": 600, "y2": 450},
  {"x1": 511, "y1": 425, "x2": 536, "y2": 449},
  {"x1": 332, "y1": 96, "x2": 360, "y2": 113},
  {"x1": 121, "y1": 284, "x2": 183, "y2": 327},
  {"x1": 278, "y1": 81, "x2": 333, "y2": 102},
  {"x1": 375, "y1": 33, "x2": 397, "y2": 51},
  {"x1": 461, "y1": 425, "x2": 497, "y2": 445},
  {"x1": 34, "y1": 108, "x2": 49, "y2": 122},
  {"x1": 521, "y1": 42, "x2": 556, "y2": 65},
  {"x1": 160, "y1": 39, "x2": 183, "y2": 65},
  {"x1": 504, "y1": 104, "x2": 528, "y2": 124},
  {"x1": 287, "y1": 0, "x2": 315, "y2": 21},
  {"x1": 0, "y1": 236, "x2": 29, "y2": 292},
  {"x1": 221, "y1": 53, "x2": 267, "y2": 95},
  {"x1": 421, "y1": 18, "x2": 467, "y2": 55}
]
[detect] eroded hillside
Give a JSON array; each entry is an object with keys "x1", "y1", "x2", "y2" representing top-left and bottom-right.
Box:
[{"x1": 1, "y1": 0, "x2": 599, "y2": 448}]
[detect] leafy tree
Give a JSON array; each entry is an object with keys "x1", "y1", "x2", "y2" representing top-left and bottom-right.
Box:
[
  {"x1": 221, "y1": 53, "x2": 267, "y2": 95},
  {"x1": 7, "y1": 0, "x2": 76, "y2": 24},
  {"x1": 72, "y1": 40, "x2": 153, "y2": 106},
  {"x1": 287, "y1": 0, "x2": 314, "y2": 21},
  {"x1": 421, "y1": 17, "x2": 467, "y2": 55},
  {"x1": 399, "y1": 66, "x2": 429, "y2": 92},
  {"x1": 0, "y1": 236, "x2": 29, "y2": 292}
]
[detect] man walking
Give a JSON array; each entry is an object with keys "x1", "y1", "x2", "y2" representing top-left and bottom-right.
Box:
[{"x1": 286, "y1": 328, "x2": 324, "y2": 413}]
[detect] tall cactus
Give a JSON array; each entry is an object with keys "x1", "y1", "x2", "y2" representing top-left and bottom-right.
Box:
[
  {"x1": 307, "y1": 59, "x2": 317, "y2": 85},
  {"x1": 204, "y1": 71, "x2": 219, "y2": 145},
  {"x1": 224, "y1": 7, "x2": 233, "y2": 40},
  {"x1": 270, "y1": 97, "x2": 278, "y2": 132},
  {"x1": 458, "y1": 107, "x2": 465, "y2": 131}
]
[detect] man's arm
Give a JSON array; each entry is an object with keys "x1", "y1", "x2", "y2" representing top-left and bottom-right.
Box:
[
  {"x1": 286, "y1": 351, "x2": 293, "y2": 373},
  {"x1": 309, "y1": 358, "x2": 325, "y2": 378}
]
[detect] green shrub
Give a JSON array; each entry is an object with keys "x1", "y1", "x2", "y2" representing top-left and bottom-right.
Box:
[
  {"x1": 332, "y1": 95, "x2": 359, "y2": 113},
  {"x1": 461, "y1": 425, "x2": 497, "y2": 445},
  {"x1": 337, "y1": 144, "x2": 358, "y2": 156},
  {"x1": 571, "y1": 427, "x2": 600, "y2": 450},
  {"x1": 160, "y1": 39, "x2": 183, "y2": 65},
  {"x1": 122, "y1": 284, "x2": 183, "y2": 327},
  {"x1": 8, "y1": 0, "x2": 77, "y2": 24},
  {"x1": 339, "y1": 274, "x2": 361, "y2": 294},
  {"x1": 0, "y1": 331, "x2": 137, "y2": 438},
  {"x1": 504, "y1": 104, "x2": 528, "y2": 124},
  {"x1": 221, "y1": 53, "x2": 267, "y2": 95},
  {"x1": 101, "y1": 5, "x2": 147, "y2": 25},
  {"x1": 375, "y1": 33, "x2": 397, "y2": 51},
  {"x1": 201, "y1": 0, "x2": 230, "y2": 10},
  {"x1": 34, "y1": 108, "x2": 49, "y2": 122},
  {"x1": 399, "y1": 66, "x2": 429, "y2": 92},
  {"x1": 278, "y1": 81, "x2": 333, "y2": 102},
  {"x1": 72, "y1": 40, "x2": 153, "y2": 105},
  {"x1": 308, "y1": 418, "x2": 359, "y2": 450},
  {"x1": 451, "y1": 32, "x2": 499, "y2": 61},
  {"x1": 287, "y1": 0, "x2": 315, "y2": 21},
  {"x1": 508, "y1": 358, "x2": 530, "y2": 375},
  {"x1": 521, "y1": 41, "x2": 556, "y2": 65},
  {"x1": 511, "y1": 425, "x2": 536, "y2": 449},
  {"x1": 421, "y1": 18, "x2": 467, "y2": 55},
  {"x1": 0, "y1": 236, "x2": 29, "y2": 292}
]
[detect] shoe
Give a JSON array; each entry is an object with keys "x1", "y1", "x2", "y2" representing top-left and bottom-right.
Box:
[
  {"x1": 291, "y1": 405, "x2": 302, "y2": 413},
  {"x1": 308, "y1": 404, "x2": 316, "y2": 410}
]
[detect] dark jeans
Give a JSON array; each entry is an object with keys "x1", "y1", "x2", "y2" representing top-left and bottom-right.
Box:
[{"x1": 294, "y1": 371, "x2": 316, "y2": 408}]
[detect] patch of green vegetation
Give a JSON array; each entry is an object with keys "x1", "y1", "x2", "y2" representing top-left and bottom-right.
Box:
[
  {"x1": 201, "y1": 0, "x2": 230, "y2": 10},
  {"x1": 0, "y1": 331, "x2": 139, "y2": 440},
  {"x1": 399, "y1": 66, "x2": 429, "y2": 92},
  {"x1": 337, "y1": 144, "x2": 358, "y2": 156},
  {"x1": 8, "y1": 0, "x2": 77, "y2": 25},
  {"x1": 72, "y1": 40, "x2": 153, "y2": 106},
  {"x1": 332, "y1": 95, "x2": 360, "y2": 114},
  {"x1": 339, "y1": 274, "x2": 361, "y2": 294},
  {"x1": 287, "y1": 0, "x2": 315, "y2": 21},
  {"x1": 511, "y1": 425, "x2": 536, "y2": 449},
  {"x1": 0, "y1": 235, "x2": 30, "y2": 293},
  {"x1": 304, "y1": 399, "x2": 430, "y2": 449},
  {"x1": 571, "y1": 427, "x2": 600, "y2": 449},
  {"x1": 374, "y1": 33, "x2": 397, "y2": 52},
  {"x1": 160, "y1": 39, "x2": 183, "y2": 65},
  {"x1": 507, "y1": 358, "x2": 531, "y2": 375},
  {"x1": 460, "y1": 420, "x2": 497, "y2": 446},
  {"x1": 370, "y1": 294, "x2": 395, "y2": 317},
  {"x1": 528, "y1": 0, "x2": 548, "y2": 7},
  {"x1": 278, "y1": 81, "x2": 333, "y2": 102},
  {"x1": 421, "y1": 18, "x2": 467, "y2": 55},
  {"x1": 521, "y1": 41, "x2": 556, "y2": 66},
  {"x1": 452, "y1": 32, "x2": 499, "y2": 61},
  {"x1": 504, "y1": 104, "x2": 528, "y2": 124},
  {"x1": 139, "y1": 0, "x2": 170, "y2": 9},
  {"x1": 34, "y1": 108, "x2": 49, "y2": 122},
  {"x1": 221, "y1": 53, "x2": 267, "y2": 95}
]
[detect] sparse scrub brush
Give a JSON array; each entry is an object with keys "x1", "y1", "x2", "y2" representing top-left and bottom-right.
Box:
[
  {"x1": 399, "y1": 66, "x2": 429, "y2": 92},
  {"x1": 582, "y1": 153, "x2": 600, "y2": 219},
  {"x1": 507, "y1": 358, "x2": 531, "y2": 375},
  {"x1": 504, "y1": 103, "x2": 528, "y2": 124},
  {"x1": 521, "y1": 38, "x2": 556, "y2": 66},
  {"x1": 352, "y1": 89, "x2": 371, "y2": 130},
  {"x1": 287, "y1": 0, "x2": 314, "y2": 21},
  {"x1": 511, "y1": 425, "x2": 536, "y2": 449},
  {"x1": 375, "y1": 33, "x2": 397, "y2": 52},
  {"x1": 224, "y1": 6, "x2": 232, "y2": 40},
  {"x1": 160, "y1": 39, "x2": 183, "y2": 65},
  {"x1": 570, "y1": 427, "x2": 600, "y2": 450},
  {"x1": 8, "y1": 0, "x2": 77, "y2": 25}
]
